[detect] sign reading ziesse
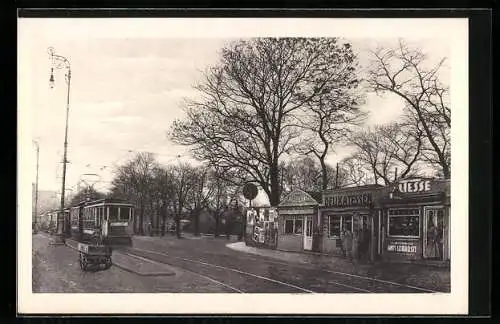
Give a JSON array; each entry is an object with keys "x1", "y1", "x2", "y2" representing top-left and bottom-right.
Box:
[{"x1": 398, "y1": 179, "x2": 431, "y2": 193}]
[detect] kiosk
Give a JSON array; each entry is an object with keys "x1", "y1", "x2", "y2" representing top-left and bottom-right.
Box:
[
  {"x1": 319, "y1": 185, "x2": 385, "y2": 261},
  {"x1": 378, "y1": 178, "x2": 451, "y2": 263},
  {"x1": 277, "y1": 189, "x2": 320, "y2": 252}
]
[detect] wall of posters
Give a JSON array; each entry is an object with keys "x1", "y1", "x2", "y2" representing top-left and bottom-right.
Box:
[{"x1": 245, "y1": 206, "x2": 278, "y2": 249}]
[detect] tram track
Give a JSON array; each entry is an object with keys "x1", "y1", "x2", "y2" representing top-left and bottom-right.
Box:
[
  {"x1": 226, "y1": 254, "x2": 441, "y2": 293},
  {"x1": 121, "y1": 246, "x2": 375, "y2": 293},
  {"x1": 171, "y1": 245, "x2": 442, "y2": 293},
  {"x1": 121, "y1": 247, "x2": 319, "y2": 293},
  {"x1": 119, "y1": 251, "x2": 244, "y2": 293},
  {"x1": 122, "y1": 245, "x2": 441, "y2": 294},
  {"x1": 55, "y1": 235, "x2": 442, "y2": 293}
]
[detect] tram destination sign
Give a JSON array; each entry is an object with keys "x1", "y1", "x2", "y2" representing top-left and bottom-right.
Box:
[{"x1": 324, "y1": 192, "x2": 373, "y2": 208}]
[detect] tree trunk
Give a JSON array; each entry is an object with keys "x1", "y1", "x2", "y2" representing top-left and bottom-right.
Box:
[
  {"x1": 320, "y1": 158, "x2": 328, "y2": 191},
  {"x1": 133, "y1": 212, "x2": 138, "y2": 234},
  {"x1": 160, "y1": 204, "x2": 166, "y2": 236},
  {"x1": 194, "y1": 209, "x2": 200, "y2": 236},
  {"x1": 175, "y1": 214, "x2": 181, "y2": 238},
  {"x1": 270, "y1": 163, "x2": 281, "y2": 206},
  {"x1": 139, "y1": 202, "x2": 144, "y2": 235},
  {"x1": 442, "y1": 165, "x2": 450, "y2": 179},
  {"x1": 215, "y1": 212, "x2": 220, "y2": 237}
]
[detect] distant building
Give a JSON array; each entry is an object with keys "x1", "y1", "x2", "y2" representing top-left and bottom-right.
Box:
[{"x1": 35, "y1": 189, "x2": 59, "y2": 214}]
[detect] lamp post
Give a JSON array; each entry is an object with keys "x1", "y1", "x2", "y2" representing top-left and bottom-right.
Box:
[{"x1": 48, "y1": 47, "x2": 71, "y2": 245}]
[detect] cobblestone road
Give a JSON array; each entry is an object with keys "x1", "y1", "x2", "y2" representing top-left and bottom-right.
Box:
[
  {"x1": 122, "y1": 234, "x2": 451, "y2": 293},
  {"x1": 32, "y1": 233, "x2": 450, "y2": 293},
  {"x1": 32, "y1": 233, "x2": 231, "y2": 293}
]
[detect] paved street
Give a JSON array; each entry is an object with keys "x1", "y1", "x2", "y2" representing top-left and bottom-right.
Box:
[
  {"x1": 33, "y1": 233, "x2": 236, "y2": 293},
  {"x1": 33, "y1": 233, "x2": 450, "y2": 293},
  {"x1": 125, "y1": 235, "x2": 450, "y2": 293}
]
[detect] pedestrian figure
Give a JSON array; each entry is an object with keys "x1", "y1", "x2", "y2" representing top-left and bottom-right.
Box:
[
  {"x1": 437, "y1": 223, "x2": 444, "y2": 260},
  {"x1": 351, "y1": 228, "x2": 359, "y2": 262},
  {"x1": 359, "y1": 225, "x2": 370, "y2": 261},
  {"x1": 427, "y1": 223, "x2": 440, "y2": 259},
  {"x1": 343, "y1": 229, "x2": 353, "y2": 261},
  {"x1": 339, "y1": 229, "x2": 347, "y2": 257}
]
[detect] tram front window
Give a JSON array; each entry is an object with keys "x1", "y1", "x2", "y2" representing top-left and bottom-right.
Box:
[
  {"x1": 119, "y1": 207, "x2": 131, "y2": 221},
  {"x1": 108, "y1": 206, "x2": 119, "y2": 221}
]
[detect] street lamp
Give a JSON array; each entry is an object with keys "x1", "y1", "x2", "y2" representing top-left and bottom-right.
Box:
[{"x1": 48, "y1": 47, "x2": 71, "y2": 245}]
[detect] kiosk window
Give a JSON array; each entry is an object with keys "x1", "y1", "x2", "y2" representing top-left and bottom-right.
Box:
[
  {"x1": 328, "y1": 215, "x2": 353, "y2": 237},
  {"x1": 284, "y1": 219, "x2": 293, "y2": 233},
  {"x1": 388, "y1": 208, "x2": 420, "y2": 237},
  {"x1": 284, "y1": 216, "x2": 304, "y2": 235}
]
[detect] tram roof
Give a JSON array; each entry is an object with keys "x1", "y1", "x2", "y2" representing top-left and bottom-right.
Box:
[{"x1": 83, "y1": 198, "x2": 135, "y2": 207}]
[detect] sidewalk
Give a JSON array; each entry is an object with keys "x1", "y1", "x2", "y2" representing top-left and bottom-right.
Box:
[
  {"x1": 227, "y1": 242, "x2": 365, "y2": 273},
  {"x1": 226, "y1": 242, "x2": 451, "y2": 292}
]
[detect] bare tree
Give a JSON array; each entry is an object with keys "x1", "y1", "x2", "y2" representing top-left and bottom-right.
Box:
[
  {"x1": 150, "y1": 165, "x2": 176, "y2": 236},
  {"x1": 185, "y1": 167, "x2": 214, "y2": 236},
  {"x1": 378, "y1": 112, "x2": 426, "y2": 180},
  {"x1": 110, "y1": 152, "x2": 157, "y2": 235},
  {"x1": 346, "y1": 116, "x2": 425, "y2": 185},
  {"x1": 367, "y1": 40, "x2": 451, "y2": 178},
  {"x1": 69, "y1": 186, "x2": 105, "y2": 207},
  {"x1": 280, "y1": 156, "x2": 345, "y2": 194},
  {"x1": 168, "y1": 163, "x2": 197, "y2": 238},
  {"x1": 292, "y1": 42, "x2": 366, "y2": 190},
  {"x1": 206, "y1": 166, "x2": 241, "y2": 237},
  {"x1": 339, "y1": 155, "x2": 373, "y2": 186},
  {"x1": 171, "y1": 38, "x2": 366, "y2": 206}
]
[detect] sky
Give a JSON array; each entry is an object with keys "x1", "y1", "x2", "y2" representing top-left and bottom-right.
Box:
[{"x1": 18, "y1": 18, "x2": 453, "y2": 205}]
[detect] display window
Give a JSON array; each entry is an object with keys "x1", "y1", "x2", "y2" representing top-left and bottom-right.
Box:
[
  {"x1": 328, "y1": 215, "x2": 353, "y2": 237},
  {"x1": 423, "y1": 207, "x2": 445, "y2": 260},
  {"x1": 387, "y1": 208, "x2": 420, "y2": 238}
]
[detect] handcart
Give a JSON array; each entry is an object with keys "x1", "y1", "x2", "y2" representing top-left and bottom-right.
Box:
[{"x1": 77, "y1": 242, "x2": 112, "y2": 271}]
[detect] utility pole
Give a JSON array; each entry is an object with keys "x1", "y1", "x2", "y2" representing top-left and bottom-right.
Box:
[{"x1": 48, "y1": 47, "x2": 71, "y2": 245}]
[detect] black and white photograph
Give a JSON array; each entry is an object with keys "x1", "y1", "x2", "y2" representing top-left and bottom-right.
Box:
[{"x1": 17, "y1": 16, "x2": 469, "y2": 314}]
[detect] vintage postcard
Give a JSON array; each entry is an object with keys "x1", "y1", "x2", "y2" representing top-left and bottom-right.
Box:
[{"x1": 17, "y1": 15, "x2": 469, "y2": 314}]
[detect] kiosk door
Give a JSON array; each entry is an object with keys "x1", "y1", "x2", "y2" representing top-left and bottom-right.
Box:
[{"x1": 303, "y1": 216, "x2": 313, "y2": 251}]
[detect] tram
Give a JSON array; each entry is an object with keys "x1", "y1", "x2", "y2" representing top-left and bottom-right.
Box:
[
  {"x1": 70, "y1": 198, "x2": 134, "y2": 247},
  {"x1": 46, "y1": 210, "x2": 58, "y2": 234},
  {"x1": 37, "y1": 209, "x2": 69, "y2": 234},
  {"x1": 37, "y1": 211, "x2": 52, "y2": 232}
]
